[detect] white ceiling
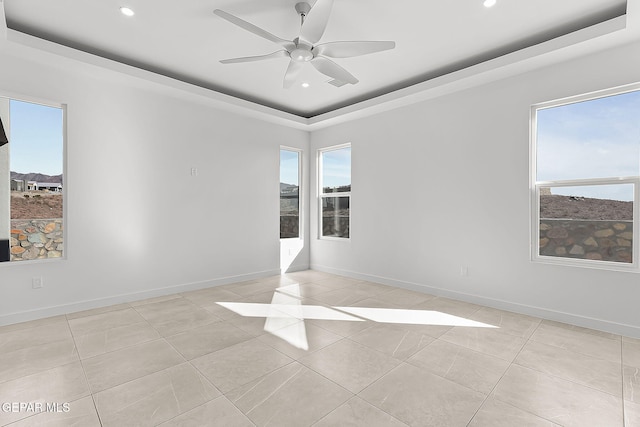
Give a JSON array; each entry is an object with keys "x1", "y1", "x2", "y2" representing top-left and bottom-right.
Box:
[{"x1": 1, "y1": 0, "x2": 629, "y2": 118}]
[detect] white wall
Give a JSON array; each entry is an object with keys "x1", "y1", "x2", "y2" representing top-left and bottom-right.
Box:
[
  {"x1": 2, "y1": 26, "x2": 639, "y2": 337},
  {"x1": 310, "y1": 41, "x2": 640, "y2": 337},
  {"x1": 0, "y1": 41, "x2": 309, "y2": 324}
]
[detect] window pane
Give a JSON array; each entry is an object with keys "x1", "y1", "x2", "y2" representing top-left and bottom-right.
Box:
[
  {"x1": 280, "y1": 149, "x2": 299, "y2": 239},
  {"x1": 322, "y1": 196, "x2": 349, "y2": 238},
  {"x1": 539, "y1": 184, "x2": 633, "y2": 263},
  {"x1": 322, "y1": 147, "x2": 351, "y2": 193},
  {"x1": 536, "y1": 91, "x2": 640, "y2": 181},
  {"x1": 7, "y1": 100, "x2": 64, "y2": 261}
]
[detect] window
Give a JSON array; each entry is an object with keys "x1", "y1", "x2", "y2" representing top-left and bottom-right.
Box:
[
  {"x1": 0, "y1": 97, "x2": 65, "y2": 262},
  {"x1": 280, "y1": 148, "x2": 301, "y2": 239},
  {"x1": 319, "y1": 144, "x2": 351, "y2": 239},
  {"x1": 531, "y1": 86, "x2": 640, "y2": 269}
]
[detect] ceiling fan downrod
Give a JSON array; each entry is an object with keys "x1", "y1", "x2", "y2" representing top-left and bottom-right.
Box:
[
  {"x1": 292, "y1": 2, "x2": 314, "y2": 61},
  {"x1": 295, "y1": 2, "x2": 311, "y2": 26}
]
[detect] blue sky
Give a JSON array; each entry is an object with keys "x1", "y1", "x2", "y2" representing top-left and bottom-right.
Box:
[
  {"x1": 322, "y1": 147, "x2": 351, "y2": 189},
  {"x1": 280, "y1": 147, "x2": 351, "y2": 189},
  {"x1": 9, "y1": 99, "x2": 63, "y2": 176},
  {"x1": 14, "y1": 89, "x2": 635, "y2": 199},
  {"x1": 536, "y1": 90, "x2": 640, "y2": 201},
  {"x1": 280, "y1": 149, "x2": 299, "y2": 186}
]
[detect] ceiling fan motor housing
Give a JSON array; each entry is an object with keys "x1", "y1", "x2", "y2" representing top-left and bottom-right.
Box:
[{"x1": 291, "y1": 38, "x2": 314, "y2": 62}]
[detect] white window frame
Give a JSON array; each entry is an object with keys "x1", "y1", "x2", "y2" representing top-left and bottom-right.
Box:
[
  {"x1": 0, "y1": 95, "x2": 67, "y2": 266},
  {"x1": 318, "y1": 143, "x2": 351, "y2": 241},
  {"x1": 530, "y1": 84, "x2": 640, "y2": 272},
  {"x1": 279, "y1": 146, "x2": 303, "y2": 240}
]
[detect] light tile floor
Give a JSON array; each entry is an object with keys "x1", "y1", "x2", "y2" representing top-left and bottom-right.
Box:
[{"x1": 0, "y1": 270, "x2": 638, "y2": 426}]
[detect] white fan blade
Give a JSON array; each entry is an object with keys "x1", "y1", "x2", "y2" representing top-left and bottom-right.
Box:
[
  {"x1": 214, "y1": 9, "x2": 293, "y2": 49},
  {"x1": 299, "y1": 0, "x2": 334, "y2": 45},
  {"x1": 283, "y1": 61, "x2": 304, "y2": 89},
  {"x1": 311, "y1": 56, "x2": 358, "y2": 84},
  {"x1": 220, "y1": 50, "x2": 289, "y2": 64},
  {"x1": 313, "y1": 41, "x2": 395, "y2": 58}
]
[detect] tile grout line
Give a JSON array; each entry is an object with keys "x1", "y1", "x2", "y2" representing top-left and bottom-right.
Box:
[
  {"x1": 215, "y1": 328, "x2": 359, "y2": 424},
  {"x1": 353, "y1": 361, "x2": 417, "y2": 424},
  {"x1": 173, "y1": 335, "x2": 257, "y2": 426},
  {"x1": 465, "y1": 318, "x2": 560, "y2": 426},
  {"x1": 153, "y1": 301, "x2": 307, "y2": 426},
  {"x1": 68, "y1": 305, "x2": 164, "y2": 363},
  {"x1": 274, "y1": 361, "x2": 356, "y2": 425},
  {"x1": 211, "y1": 336, "x2": 355, "y2": 425},
  {"x1": 64, "y1": 315, "x2": 105, "y2": 426},
  {"x1": 71, "y1": 304, "x2": 190, "y2": 424},
  {"x1": 510, "y1": 340, "x2": 626, "y2": 401},
  {"x1": 309, "y1": 395, "x2": 410, "y2": 427},
  {"x1": 96, "y1": 283, "x2": 289, "y2": 424},
  {"x1": 0, "y1": 326, "x2": 69, "y2": 386},
  {"x1": 307, "y1": 305, "x2": 518, "y2": 424},
  {"x1": 529, "y1": 323, "x2": 623, "y2": 359}
]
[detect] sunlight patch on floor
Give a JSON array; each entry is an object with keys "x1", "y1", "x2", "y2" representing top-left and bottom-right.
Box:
[
  {"x1": 336, "y1": 307, "x2": 497, "y2": 328},
  {"x1": 264, "y1": 284, "x2": 308, "y2": 350},
  {"x1": 216, "y1": 283, "x2": 497, "y2": 349}
]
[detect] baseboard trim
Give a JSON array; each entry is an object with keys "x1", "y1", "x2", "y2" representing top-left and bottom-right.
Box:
[
  {"x1": 311, "y1": 263, "x2": 640, "y2": 339},
  {"x1": 0, "y1": 268, "x2": 281, "y2": 327}
]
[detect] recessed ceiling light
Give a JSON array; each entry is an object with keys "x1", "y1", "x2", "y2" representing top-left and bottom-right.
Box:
[
  {"x1": 301, "y1": 82, "x2": 310, "y2": 88},
  {"x1": 483, "y1": 0, "x2": 496, "y2": 7},
  {"x1": 120, "y1": 7, "x2": 135, "y2": 17}
]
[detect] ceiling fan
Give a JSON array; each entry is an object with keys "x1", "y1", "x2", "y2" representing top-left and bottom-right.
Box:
[{"x1": 213, "y1": 0, "x2": 395, "y2": 88}]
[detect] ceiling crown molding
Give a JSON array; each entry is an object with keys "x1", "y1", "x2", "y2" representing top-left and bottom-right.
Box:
[{"x1": 1, "y1": 1, "x2": 639, "y2": 131}]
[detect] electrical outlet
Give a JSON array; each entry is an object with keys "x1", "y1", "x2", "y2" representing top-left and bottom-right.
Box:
[
  {"x1": 460, "y1": 266, "x2": 469, "y2": 277},
  {"x1": 190, "y1": 167, "x2": 198, "y2": 176},
  {"x1": 32, "y1": 276, "x2": 44, "y2": 289}
]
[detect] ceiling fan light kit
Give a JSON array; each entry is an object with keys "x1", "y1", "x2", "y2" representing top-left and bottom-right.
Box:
[{"x1": 213, "y1": 0, "x2": 396, "y2": 89}]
